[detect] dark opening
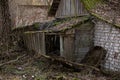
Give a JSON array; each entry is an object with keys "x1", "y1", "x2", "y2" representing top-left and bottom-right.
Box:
[{"x1": 45, "y1": 35, "x2": 60, "y2": 56}]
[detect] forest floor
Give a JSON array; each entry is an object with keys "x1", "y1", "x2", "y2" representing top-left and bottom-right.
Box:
[{"x1": 0, "y1": 49, "x2": 113, "y2": 80}]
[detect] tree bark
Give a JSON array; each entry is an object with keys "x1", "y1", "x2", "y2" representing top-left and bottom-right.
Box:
[{"x1": 0, "y1": 0, "x2": 12, "y2": 45}]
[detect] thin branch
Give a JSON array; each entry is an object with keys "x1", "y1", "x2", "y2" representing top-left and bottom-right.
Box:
[{"x1": 0, "y1": 54, "x2": 26, "y2": 67}]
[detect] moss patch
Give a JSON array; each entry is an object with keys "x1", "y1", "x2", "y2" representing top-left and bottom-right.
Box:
[{"x1": 81, "y1": 0, "x2": 103, "y2": 10}]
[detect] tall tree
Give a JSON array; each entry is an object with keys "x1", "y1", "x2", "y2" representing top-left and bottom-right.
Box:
[{"x1": 0, "y1": 0, "x2": 12, "y2": 44}]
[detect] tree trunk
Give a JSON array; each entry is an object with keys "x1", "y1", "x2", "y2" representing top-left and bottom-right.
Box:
[{"x1": 0, "y1": 0, "x2": 12, "y2": 45}]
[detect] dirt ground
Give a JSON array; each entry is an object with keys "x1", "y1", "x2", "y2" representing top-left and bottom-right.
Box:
[{"x1": 0, "y1": 50, "x2": 113, "y2": 80}]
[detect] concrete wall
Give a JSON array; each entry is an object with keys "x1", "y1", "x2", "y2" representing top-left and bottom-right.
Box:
[
  {"x1": 8, "y1": 0, "x2": 54, "y2": 28},
  {"x1": 94, "y1": 20, "x2": 120, "y2": 71}
]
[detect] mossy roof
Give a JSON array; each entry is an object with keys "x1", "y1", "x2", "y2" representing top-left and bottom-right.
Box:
[
  {"x1": 42, "y1": 16, "x2": 90, "y2": 32},
  {"x1": 81, "y1": 0, "x2": 120, "y2": 27},
  {"x1": 14, "y1": 16, "x2": 90, "y2": 33}
]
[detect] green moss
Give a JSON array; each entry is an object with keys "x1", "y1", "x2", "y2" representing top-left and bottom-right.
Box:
[
  {"x1": 81, "y1": 0, "x2": 103, "y2": 10},
  {"x1": 53, "y1": 21, "x2": 63, "y2": 26},
  {"x1": 61, "y1": 16, "x2": 90, "y2": 32},
  {"x1": 32, "y1": 23, "x2": 40, "y2": 29}
]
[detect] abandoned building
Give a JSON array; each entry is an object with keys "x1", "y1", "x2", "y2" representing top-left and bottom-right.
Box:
[
  {"x1": 1, "y1": 0, "x2": 120, "y2": 72},
  {"x1": 24, "y1": 0, "x2": 94, "y2": 62},
  {"x1": 23, "y1": 0, "x2": 120, "y2": 72},
  {"x1": 24, "y1": 16, "x2": 94, "y2": 62}
]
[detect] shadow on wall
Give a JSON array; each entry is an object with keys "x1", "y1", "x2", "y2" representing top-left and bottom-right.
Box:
[{"x1": 81, "y1": 46, "x2": 107, "y2": 68}]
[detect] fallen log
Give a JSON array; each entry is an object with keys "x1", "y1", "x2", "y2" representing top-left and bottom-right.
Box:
[{"x1": 37, "y1": 53, "x2": 100, "y2": 72}]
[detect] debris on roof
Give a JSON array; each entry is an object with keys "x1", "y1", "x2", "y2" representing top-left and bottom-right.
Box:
[{"x1": 81, "y1": 0, "x2": 120, "y2": 27}]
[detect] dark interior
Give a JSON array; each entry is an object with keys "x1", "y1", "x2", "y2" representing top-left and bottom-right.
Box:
[{"x1": 45, "y1": 35, "x2": 60, "y2": 56}]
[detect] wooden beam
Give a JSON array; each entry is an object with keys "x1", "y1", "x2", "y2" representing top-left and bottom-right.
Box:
[{"x1": 60, "y1": 35, "x2": 64, "y2": 57}]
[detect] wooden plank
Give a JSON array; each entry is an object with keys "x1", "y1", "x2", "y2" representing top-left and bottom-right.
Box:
[
  {"x1": 55, "y1": 0, "x2": 88, "y2": 18},
  {"x1": 42, "y1": 32, "x2": 46, "y2": 54},
  {"x1": 37, "y1": 32, "x2": 40, "y2": 53},
  {"x1": 23, "y1": 32, "x2": 46, "y2": 54},
  {"x1": 60, "y1": 35, "x2": 64, "y2": 56},
  {"x1": 63, "y1": 34, "x2": 75, "y2": 61}
]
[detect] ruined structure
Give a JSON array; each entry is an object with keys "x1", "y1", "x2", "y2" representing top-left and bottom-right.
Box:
[
  {"x1": 24, "y1": 0, "x2": 94, "y2": 62},
  {"x1": 23, "y1": 0, "x2": 120, "y2": 72},
  {"x1": 0, "y1": 0, "x2": 119, "y2": 72},
  {"x1": 24, "y1": 17, "x2": 94, "y2": 62}
]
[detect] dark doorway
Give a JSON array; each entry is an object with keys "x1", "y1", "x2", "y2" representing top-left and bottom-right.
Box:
[{"x1": 45, "y1": 35, "x2": 60, "y2": 56}]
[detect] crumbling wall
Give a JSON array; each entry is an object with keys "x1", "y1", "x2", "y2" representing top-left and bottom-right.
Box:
[
  {"x1": 94, "y1": 20, "x2": 120, "y2": 71},
  {"x1": 8, "y1": 0, "x2": 54, "y2": 29}
]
